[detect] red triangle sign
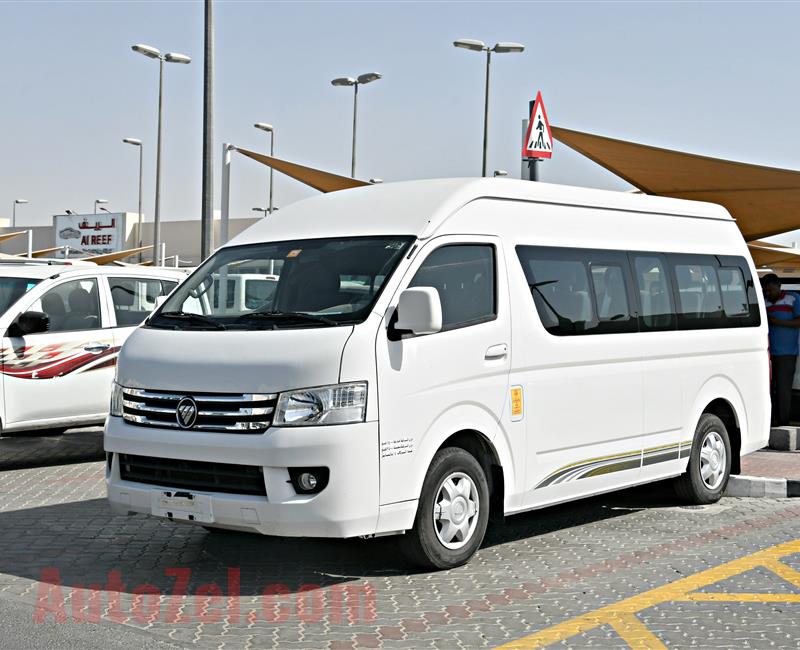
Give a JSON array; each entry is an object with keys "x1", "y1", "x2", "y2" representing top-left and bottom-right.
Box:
[{"x1": 522, "y1": 91, "x2": 553, "y2": 159}]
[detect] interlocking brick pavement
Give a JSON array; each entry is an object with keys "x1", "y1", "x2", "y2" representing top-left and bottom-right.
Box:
[
  {"x1": 1, "y1": 459, "x2": 799, "y2": 648},
  {"x1": 741, "y1": 448, "x2": 800, "y2": 480}
]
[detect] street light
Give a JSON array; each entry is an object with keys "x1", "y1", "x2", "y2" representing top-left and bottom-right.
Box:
[
  {"x1": 253, "y1": 123, "x2": 275, "y2": 215},
  {"x1": 132, "y1": 42, "x2": 192, "y2": 264},
  {"x1": 453, "y1": 39, "x2": 525, "y2": 177},
  {"x1": 94, "y1": 199, "x2": 108, "y2": 214},
  {"x1": 123, "y1": 137, "x2": 144, "y2": 257},
  {"x1": 99, "y1": 207, "x2": 111, "y2": 213},
  {"x1": 331, "y1": 72, "x2": 382, "y2": 178},
  {"x1": 12, "y1": 199, "x2": 28, "y2": 227}
]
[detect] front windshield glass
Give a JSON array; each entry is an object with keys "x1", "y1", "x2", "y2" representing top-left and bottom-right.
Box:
[
  {"x1": 0, "y1": 277, "x2": 40, "y2": 315},
  {"x1": 148, "y1": 236, "x2": 414, "y2": 330}
]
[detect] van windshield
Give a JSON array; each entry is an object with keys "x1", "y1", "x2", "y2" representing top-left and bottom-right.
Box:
[
  {"x1": 148, "y1": 236, "x2": 414, "y2": 330},
  {"x1": 0, "y1": 277, "x2": 40, "y2": 315}
]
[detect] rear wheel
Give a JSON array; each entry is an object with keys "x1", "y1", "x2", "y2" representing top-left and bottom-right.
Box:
[
  {"x1": 674, "y1": 413, "x2": 731, "y2": 504},
  {"x1": 400, "y1": 447, "x2": 489, "y2": 570}
]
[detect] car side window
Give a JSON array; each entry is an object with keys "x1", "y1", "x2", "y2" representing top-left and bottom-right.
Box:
[
  {"x1": 109, "y1": 277, "x2": 175, "y2": 327},
  {"x1": 409, "y1": 244, "x2": 496, "y2": 330},
  {"x1": 30, "y1": 278, "x2": 102, "y2": 333},
  {"x1": 632, "y1": 255, "x2": 676, "y2": 331}
]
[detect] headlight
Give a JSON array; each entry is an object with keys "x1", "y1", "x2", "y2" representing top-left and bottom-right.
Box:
[
  {"x1": 110, "y1": 381, "x2": 124, "y2": 417},
  {"x1": 274, "y1": 382, "x2": 367, "y2": 426}
]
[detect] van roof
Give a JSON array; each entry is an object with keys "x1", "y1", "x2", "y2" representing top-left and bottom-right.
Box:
[{"x1": 227, "y1": 178, "x2": 734, "y2": 248}]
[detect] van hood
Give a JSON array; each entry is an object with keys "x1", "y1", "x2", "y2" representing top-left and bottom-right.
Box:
[{"x1": 116, "y1": 326, "x2": 353, "y2": 394}]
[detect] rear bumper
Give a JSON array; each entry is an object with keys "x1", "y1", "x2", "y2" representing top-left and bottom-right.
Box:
[{"x1": 104, "y1": 416, "x2": 381, "y2": 538}]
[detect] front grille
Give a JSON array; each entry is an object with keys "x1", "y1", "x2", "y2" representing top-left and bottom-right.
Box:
[
  {"x1": 119, "y1": 453, "x2": 267, "y2": 497},
  {"x1": 122, "y1": 388, "x2": 277, "y2": 433}
]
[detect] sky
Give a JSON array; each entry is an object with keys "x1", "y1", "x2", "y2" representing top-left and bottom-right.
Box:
[{"x1": 1, "y1": 1, "x2": 800, "y2": 242}]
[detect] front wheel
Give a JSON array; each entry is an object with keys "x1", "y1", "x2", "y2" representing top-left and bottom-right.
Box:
[
  {"x1": 674, "y1": 413, "x2": 731, "y2": 504},
  {"x1": 400, "y1": 447, "x2": 489, "y2": 570}
]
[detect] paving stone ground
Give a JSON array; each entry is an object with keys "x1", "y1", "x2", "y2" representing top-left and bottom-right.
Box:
[
  {"x1": 0, "y1": 435, "x2": 799, "y2": 648},
  {"x1": 741, "y1": 448, "x2": 800, "y2": 480}
]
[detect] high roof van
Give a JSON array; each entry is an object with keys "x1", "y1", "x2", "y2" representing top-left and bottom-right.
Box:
[{"x1": 105, "y1": 178, "x2": 769, "y2": 569}]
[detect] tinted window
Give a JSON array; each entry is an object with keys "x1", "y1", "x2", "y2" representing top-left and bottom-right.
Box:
[
  {"x1": 523, "y1": 257, "x2": 595, "y2": 335},
  {"x1": 632, "y1": 255, "x2": 676, "y2": 331},
  {"x1": 32, "y1": 278, "x2": 101, "y2": 333},
  {"x1": 110, "y1": 277, "x2": 175, "y2": 327},
  {"x1": 591, "y1": 264, "x2": 632, "y2": 328},
  {"x1": 409, "y1": 245, "x2": 495, "y2": 330},
  {"x1": 718, "y1": 267, "x2": 749, "y2": 317},
  {"x1": 673, "y1": 261, "x2": 723, "y2": 321},
  {"x1": 0, "y1": 277, "x2": 39, "y2": 315}
]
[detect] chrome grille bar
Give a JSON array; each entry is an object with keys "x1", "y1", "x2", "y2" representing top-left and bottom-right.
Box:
[{"x1": 122, "y1": 388, "x2": 277, "y2": 434}]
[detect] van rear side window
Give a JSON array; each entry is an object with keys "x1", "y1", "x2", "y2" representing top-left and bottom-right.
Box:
[{"x1": 517, "y1": 246, "x2": 759, "y2": 336}]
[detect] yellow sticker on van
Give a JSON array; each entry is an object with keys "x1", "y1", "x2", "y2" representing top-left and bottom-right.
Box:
[{"x1": 511, "y1": 386, "x2": 523, "y2": 417}]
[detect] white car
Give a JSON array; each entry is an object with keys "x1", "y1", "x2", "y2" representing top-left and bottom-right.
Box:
[{"x1": 0, "y1": 261, "x2": 185, "y2": 435}]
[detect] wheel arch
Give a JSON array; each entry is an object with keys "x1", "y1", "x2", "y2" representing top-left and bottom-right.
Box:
[{"x1": 701, "y1": 397, "x2": 742, "y2": 475}]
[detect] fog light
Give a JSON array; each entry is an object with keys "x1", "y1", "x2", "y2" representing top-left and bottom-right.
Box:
[
  {"x1": 298, "y1": 472, "x2": 317, "y2": 490},
  {"x1": 288, "y1": 467, "x2": 329, "y2": 495}
]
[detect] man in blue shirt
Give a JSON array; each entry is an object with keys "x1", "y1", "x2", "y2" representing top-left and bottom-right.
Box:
[{"x1": 761, "y1": 274, "x2": 800, "y2": 425}]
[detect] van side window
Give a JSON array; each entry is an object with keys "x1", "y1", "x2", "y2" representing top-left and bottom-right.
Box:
[
  {"x1": 632, "y1": 256, "x2": 676, "y2": 331},
  {"x1": 409, "y1": 245, "x2": 495, "y2": 330},
  {"x1": 672, "y1": 260, "x2": 723, "y2": 323},
  {"x1": 521, "y1": 256, "x2": 595, "y2": 335},
  {"x1": 590, "y1": 263, "x2": 635, "y2": 332},
  {"x1": 718, "y1": 267, "x2": 749, "y2": 317}
]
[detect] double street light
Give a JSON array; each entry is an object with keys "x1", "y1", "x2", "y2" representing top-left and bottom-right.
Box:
[
  {"x1": 253, "y1": 123, "x2": 275, "y2": 215},
  {"x1": 123, "y1": 137, "x2": 144, "y2": 255},
  {"x1": 453, "y1": 39, "x2": 525, "y2": 177},
  {"x1": 131, "y1": 43, "x2": 191, "y2": 264},
  {"x1": 331, "y1": 72, "x2": 382, "y2": 178},
  {"x1": 12, "y1": 199, "x2": 28, "y2": 227}
]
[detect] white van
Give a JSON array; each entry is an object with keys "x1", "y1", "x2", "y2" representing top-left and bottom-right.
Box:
[
  {"x1": 0, "y1": 262, "x2": 186, "y2": 435},
  {"x1": 105, "y1": 179, "x2": 769, "y2": 569}
]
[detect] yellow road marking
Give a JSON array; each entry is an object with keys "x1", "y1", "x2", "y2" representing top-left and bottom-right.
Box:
[{"x1": 497, "y1": 539, "x2": 800, "y2": 649}]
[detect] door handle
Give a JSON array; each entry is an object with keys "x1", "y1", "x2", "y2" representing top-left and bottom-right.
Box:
[
  {"x1": 84, "y1": 343, "x2": 110, "y2": 354},
  {"x1": 485, "y1": 343, "x2": 508, "y2": 360}
]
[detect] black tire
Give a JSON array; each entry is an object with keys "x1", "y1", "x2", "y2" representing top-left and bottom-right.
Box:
[
  {"x1": 400, "y1": 447, "x2": 490, "y2": 570},
  {"x1": 674, "y1": 413, "x2": 732, "y2": 504}
]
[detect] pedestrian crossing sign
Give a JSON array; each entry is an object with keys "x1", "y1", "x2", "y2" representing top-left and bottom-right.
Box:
[{"x1": 522, "y1": 91, "x2": 553, "y2": 159}]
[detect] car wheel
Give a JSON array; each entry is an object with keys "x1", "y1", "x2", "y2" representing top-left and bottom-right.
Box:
[
  {"x1": 400, "y1": 447, "x2": 489, "y2": 570},
  {"x1": 674, "y1": 413, "x2": 732, "y2": 504}
]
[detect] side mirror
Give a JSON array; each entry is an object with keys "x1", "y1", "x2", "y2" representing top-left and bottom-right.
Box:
[
  {"x1": 393, "y1": 287, "x2": 443, "y2": 337},
  {"x1": 7, "y1": 311, "x2": 50, "y2": 337}
]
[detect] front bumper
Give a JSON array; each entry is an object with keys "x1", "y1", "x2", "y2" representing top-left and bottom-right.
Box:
[{"x1": 104, "y1": 416, "x2": 380, "y2": 538}]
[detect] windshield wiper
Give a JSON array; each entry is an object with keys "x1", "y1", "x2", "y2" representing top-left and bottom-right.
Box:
[
  {"x1": 152, "y1": 311, "x2": 227, "y2": 330},
  {"x1": 235, "y1": 310, "x2": 339, "y2": 327}
]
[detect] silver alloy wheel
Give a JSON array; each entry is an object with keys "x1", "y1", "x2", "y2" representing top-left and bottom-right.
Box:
[
  {"x1": 699, "y1": 430, "x2": 727, "y2": 490},
  {"x1": 432, "y1": 471, "x2": 480, "y2": 550}
]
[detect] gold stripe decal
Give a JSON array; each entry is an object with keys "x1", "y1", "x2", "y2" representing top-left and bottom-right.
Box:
[{"x1": 536, "y1": 443, "x2": 682, "y2": 489}]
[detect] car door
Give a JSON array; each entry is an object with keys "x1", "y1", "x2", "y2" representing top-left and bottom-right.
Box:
[
  {"x1": 2, "y1": 275, "x2": 114, "y2": 427},
  {"x1": 375, "y1": 236, "x2": 512, "y2": 506},
  {"x1": 107, "y1": 275, "x2": 179, "y2": 352}
]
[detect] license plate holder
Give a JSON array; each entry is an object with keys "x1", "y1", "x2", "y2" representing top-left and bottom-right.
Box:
[{"x1": 150, "y1": 489, "x2": 214, "y2": 523}]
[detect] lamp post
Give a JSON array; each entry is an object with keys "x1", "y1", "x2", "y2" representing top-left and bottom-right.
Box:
[
  {"x1": 94, "y1": 199, "x2": 108, "y2": 214},
  {"x1": 123, "y1": 137, "x2": 144, "y2": 259},
  {"x1": 253, "y1": 123, "x2": 275, "y2": 214},
  {"x1": 12, "y1": 199, "x2": 28, "y2": 227},
  {"x1": 131, "y1": 43, "x2": 191, "y2": 265},
  {"x1": 453, "y1": 39, "x2": 525, "y2": 177},
  {"x1": 331, "y1": 72, "x2": 382, "y2": 178}
]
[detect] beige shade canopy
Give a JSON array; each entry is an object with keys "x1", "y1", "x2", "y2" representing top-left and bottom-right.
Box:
[
  {"x1": 84, "y1": 245, "x2": 153, "y2": 265},
  {"x1": 236, "y1": 148, "x2": 370, "y2": 194},
  {"x1": 552, "y1": 126, "x2": 800, "y2": 241},
  {"x1": 0, "y1": 231, "x2": 28, "y2": 243}
]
